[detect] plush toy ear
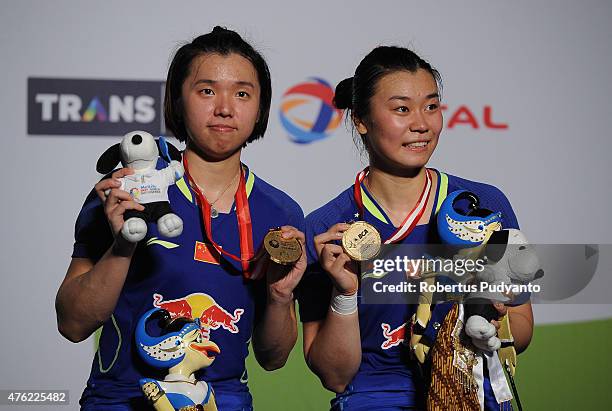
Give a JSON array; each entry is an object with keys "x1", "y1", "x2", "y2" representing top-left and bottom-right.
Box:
[
  {"x1": 96, "y1": 144, "x2": 121, "y2": 174},
  {"x1": 489, "y1": 229, "x2": 510, "y2": 245},
  {"x1": 484, "y1": 230, "x2": 510, "y2": 262},
  {"x1": 157, "y1": 136, "x2": 182, "y2": 162}
]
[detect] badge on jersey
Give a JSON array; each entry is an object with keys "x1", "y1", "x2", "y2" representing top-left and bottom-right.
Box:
[{"x1": 194, "y1": 241, "x2": 221, "y2": 265}]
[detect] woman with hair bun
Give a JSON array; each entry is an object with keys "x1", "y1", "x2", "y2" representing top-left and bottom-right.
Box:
[
  {"x1": 297, "y1": 46, "x2": 533, "y2": 410},
  {"x1": 56, "y1": 27, "x2": 306, "y2": 410}
]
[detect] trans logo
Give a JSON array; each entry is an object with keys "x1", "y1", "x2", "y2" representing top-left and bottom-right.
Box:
[
  {"x1": 28, "y1": 78, "x2": 165, "y2": 136},
  {"x1": 279, "y1": 77, "x2": 343, "y2": 144}
]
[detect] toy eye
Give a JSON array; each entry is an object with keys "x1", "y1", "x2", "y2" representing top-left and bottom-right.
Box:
[
  {"x1": 132, "y1": 134, "x2": 143, "y2": 145},
  {"x1": 478, "y1": 225, "x2": 483, "y2": 230},
  {"x1": 519, "y1": 246, "x2": 526, "y2": 250}
]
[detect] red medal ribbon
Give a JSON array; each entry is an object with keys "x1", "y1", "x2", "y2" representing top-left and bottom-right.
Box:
[
  {"x1": 353, "y1": 167, "x2": 432, "y2": 244},
  {"x1": 183, "y1": 155, "x2": 254, "y2": 278}
]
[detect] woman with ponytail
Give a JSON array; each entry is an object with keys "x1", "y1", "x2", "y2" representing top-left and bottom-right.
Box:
[{"x1": 297, "y1": 46, "x2": 533, "y2": 410}]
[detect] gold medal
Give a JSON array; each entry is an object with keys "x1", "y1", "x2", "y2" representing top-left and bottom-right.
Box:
[
  {"x1": 342, "y1": 221, "x2": 382, "y2": 261},
  {"x1": 264, "y1": 229, "x2": 302, "y2": 265}
]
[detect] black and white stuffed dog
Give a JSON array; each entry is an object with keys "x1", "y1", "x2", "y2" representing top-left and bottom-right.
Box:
[
  {"x1": 463, "y1": 229, "x2": 544, "y2": 351},
  {"x1": 97, "y1": 131, "x2": 184, "y2": 242}
]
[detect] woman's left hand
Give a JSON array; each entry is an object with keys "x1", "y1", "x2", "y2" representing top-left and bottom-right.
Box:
[
  {"x1": 490, "y1": 302, "x2": 508, "y2": 330},
  {"x1": 264, "y1": 226, "x2": 307, "y2": 305}
]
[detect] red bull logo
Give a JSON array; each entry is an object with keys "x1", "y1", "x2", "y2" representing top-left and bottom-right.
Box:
[
  {"x1": 200, "y1": 305, "x2": 243, "y2": 333},
  {"x1": 380, "y1": 322, "x2": 408, "y2": 350},
  {"x1": 153, "y1": 293, "x2": 244, "y2": 334}
]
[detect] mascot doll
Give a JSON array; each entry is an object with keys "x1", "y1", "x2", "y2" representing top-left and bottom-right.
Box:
[
  {"x1": 409, "y1": 190, "x2": 542, "y2": 410},
  {"x1": 96, "y1": 130, "x2": 184, "y2": 242},
  {"x1": 135, "y1": 308, "x2": 219, "y2": 411},
  {"x1": 409, "y1": 190, "x2": 502, "y2": 364}
]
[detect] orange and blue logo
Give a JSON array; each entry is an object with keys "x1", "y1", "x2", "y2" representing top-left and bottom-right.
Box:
[{"x1": 279, "y1": 77, "x2": 343, "y2": 144}]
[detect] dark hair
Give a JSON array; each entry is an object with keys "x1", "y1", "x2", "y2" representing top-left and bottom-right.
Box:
[
  {"x1": 333, "y1": 46, "x2": 442, "y2": 138},
  {"x1": 164, "y1": 26, "x2": 272, "y2": 145}
]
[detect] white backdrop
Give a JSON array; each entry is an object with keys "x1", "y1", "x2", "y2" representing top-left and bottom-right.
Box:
[{"x1": 1, "y1": 1, "x2": 611, "y2": 409}]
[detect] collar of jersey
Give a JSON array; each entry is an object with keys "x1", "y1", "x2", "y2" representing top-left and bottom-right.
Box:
[
  {"x1": 174, "y1": 164, "x2": 255, "y2": 206},
  {"x1": 359, "y1": 168, "x2": 448, "y2": 225}
]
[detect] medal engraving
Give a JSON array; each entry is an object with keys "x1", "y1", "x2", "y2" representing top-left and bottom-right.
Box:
[
  {"x1": 264, "y1": 229, "x2": 302, "y2": 265},
  {"x1": 342, "y1": 221, "x2": 382, "y2": 261}
]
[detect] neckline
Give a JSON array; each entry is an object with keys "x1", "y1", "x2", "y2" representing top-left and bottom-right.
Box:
[
  {"x1": 358, "y1": 168, "x2": 442, "y2": 228},
  {"x1": 174, "y1": 164, "x2": 256, "y2": 213}
]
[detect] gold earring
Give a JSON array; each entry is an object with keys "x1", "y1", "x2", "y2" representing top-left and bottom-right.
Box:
[{"x1": 355, "y1": 121, "x2": 368, "y2": 135}]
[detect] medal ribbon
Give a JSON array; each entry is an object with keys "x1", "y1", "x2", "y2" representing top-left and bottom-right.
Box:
[
  {"x1": 183, "y1": 155, "x2": 254, "y2": 278},
  {"x1": 353, "y1": 167, "x2": 432, "y2": 244}
]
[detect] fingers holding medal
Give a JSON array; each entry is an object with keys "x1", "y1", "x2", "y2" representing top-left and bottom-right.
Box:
[
  {"x1": 341, "y1": 221, "x2": 382, "y2": 261},
  {"x1": 262, "y1": 227, "x2": 306, "y2": 300},
  {"x1": 313, "y1": 221, "x2": 381, "y2": 262},
  {"x1": 314, "y1": 222, "x2": 381, "y2": 296},
  {"x1": 264, "y1": 227, "x2": 303, "y2": 265}
]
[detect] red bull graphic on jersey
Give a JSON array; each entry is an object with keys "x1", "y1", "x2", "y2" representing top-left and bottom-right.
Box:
[
  {"x1": 153, "y1": 293, "x2": 244, "y2": 334},
  {"x1": 380, "y1": 322, "x2": 408, "y2": 350}
]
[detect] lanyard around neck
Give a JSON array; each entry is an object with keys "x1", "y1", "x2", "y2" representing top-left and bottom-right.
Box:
[
  {"x1": 183, "y1": 155, "x2": 254, "y2": 278},
  {"x1": 353, "y1": 167, "x2": 432, "y2": 244}
]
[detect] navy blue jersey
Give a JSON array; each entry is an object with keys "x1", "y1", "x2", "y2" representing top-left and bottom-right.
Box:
[
  {"x1": 297, "y1": 169, "x2": 519, "y2": 408},
  {"x1": 73, "y1": 166, "x2": 303, "y2": 409}
]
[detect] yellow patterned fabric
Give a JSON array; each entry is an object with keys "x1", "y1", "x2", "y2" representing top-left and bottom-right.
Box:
[{"x1": 427, "y1": 304, "x2": 479, "y2": 411}]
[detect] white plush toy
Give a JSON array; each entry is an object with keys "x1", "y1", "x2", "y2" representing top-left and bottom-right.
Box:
[
  {"x1": 96, "y1": 131, "x2": 184, "y2": 242},
  {"x1": 464, "y1": 229, "x2": 544, "y2": 352}
]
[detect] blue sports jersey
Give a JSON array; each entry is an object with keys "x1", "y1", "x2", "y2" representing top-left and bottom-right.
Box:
[
  {"x1": 297, "y1": 169, "x2": 520, "y2": 410},
  {"x1": 72, "y1": 165, "x2": 304, "y2": 410}
]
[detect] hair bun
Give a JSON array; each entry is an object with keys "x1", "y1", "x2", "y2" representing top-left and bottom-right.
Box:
[{"x1": 333, "y1": 77, "x2": 354, "y2": 110}]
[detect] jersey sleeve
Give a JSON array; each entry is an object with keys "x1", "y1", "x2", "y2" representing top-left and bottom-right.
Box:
[
  {"x1": 295, "y1": 215, "x2": 333, "y2": 323},
  {"x1": 477, "y1": 184, "x2": 519, "y2": 230},
  {"x1": 474, "y1": 184, "x2": 530, "y2": 306},
  {"x1": 72, "y1": 188, "x2": 114, "y2": 262},
  {"x1": 285, "y1": 198, "x2": 306, "y2": 233}
]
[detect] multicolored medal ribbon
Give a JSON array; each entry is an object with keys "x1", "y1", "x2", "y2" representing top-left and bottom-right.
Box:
[
  {"x1": 343, "y1": 167, "x2": 432, "y2": 260},
  {"x1": 354, "y1": 166, "x2": 432, "y2": 243},
  {"x1": 183, "y1": 155, "x2": 254, "y2": 278}
]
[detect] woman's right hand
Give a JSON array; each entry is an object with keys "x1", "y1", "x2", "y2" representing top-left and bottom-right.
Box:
[
  {"x1": 56, "y1": 168, "x2": 144, "y2": 342},
  {"x1": 94, "y1": 168, "x2": 144, "y2": 239},
  {"x1": 314, "y1": 223, "x2": 359, "y2": 295}
]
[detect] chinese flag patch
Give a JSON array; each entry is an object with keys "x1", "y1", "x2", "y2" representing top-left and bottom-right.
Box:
[{"x1": 194, "y1": 241, "x2": 221, "y2": 265}]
